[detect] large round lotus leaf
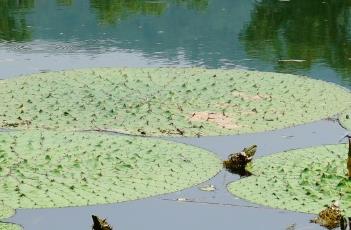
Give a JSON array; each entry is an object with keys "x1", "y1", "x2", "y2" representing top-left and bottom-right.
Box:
[
  {"x1": 339, "y1": 109, "x2": 351, "y2": 131},
  {"x1": 228, "y1": 144, "x2": 351, "y2": 216},
  {"x1": 0, "y1": 205, "x2": 15, "y2": 219},
  {"x1": 1, "y1": 68, "x2": 350, "y2": 136},
  {"x1": 0, "y1": 131, "x2": 221, "y2": 209},
  {"x1": 0, "y1": 223, "x2": 21, "y2": 230},
  {"x1": 0, "y1": 205, "x2": 18, "y2": 230}
]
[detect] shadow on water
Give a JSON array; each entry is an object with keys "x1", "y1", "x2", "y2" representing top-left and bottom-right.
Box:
[{"x1": 241, "y1": 0, "x2": 351, "y2": 83}]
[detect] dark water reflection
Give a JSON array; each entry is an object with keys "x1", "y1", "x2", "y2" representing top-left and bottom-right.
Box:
[
  {"x1": 242, "y1": 0, "x2": 351, "y2": 84},
  {"x1": 0, "y1": 0, "x2": 351, "y2": 89},
  {"x1": 0, "y1": 0, "x2": 34, "y2": 42}
]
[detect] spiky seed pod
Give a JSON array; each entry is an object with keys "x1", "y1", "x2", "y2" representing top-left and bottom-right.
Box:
[
  {"x1": 311, "y1": 201, "x2": 343, "y2": 229},
  {"x1": 223, "y1": 145, "x2": 257, "y2": 174},
  {"x1": 92, "y1": 215, "x2": 113, "y2": 230}
]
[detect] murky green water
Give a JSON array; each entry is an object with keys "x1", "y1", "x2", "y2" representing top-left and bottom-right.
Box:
[{"x1": 1, "y1": 0, "x2": 351, "y2": 89}]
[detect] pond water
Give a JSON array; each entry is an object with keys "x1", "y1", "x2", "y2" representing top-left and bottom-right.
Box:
[
  {"x1": 1, "y1": 0, "x2": 351, "y2": 229},
  {"x1": 1, "y1": 0, "x2": 351, "y2": 90}
]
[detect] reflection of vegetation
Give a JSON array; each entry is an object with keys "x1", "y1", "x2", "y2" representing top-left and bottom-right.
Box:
[
  {"x1": 90, "y1": 0, "x2": 208, "y2": 25},
  {"x1": 56, "y1": 0, "x2": 73, "y2": 6},
  {"x1": 0, "y1": 0, "x2": 34, "y2": 42},
  {"x1": 175, "y1": 0, "x2": 208, "y2": 11},
  {"x1": 90, "y1": 0, "x2": 167, "y2": 25},
  {"x1": 241, "y1": 0, "x2": 351, "y2": 80}
]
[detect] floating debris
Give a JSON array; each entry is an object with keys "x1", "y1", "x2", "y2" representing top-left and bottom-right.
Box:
[
  {"x1": 92, "y1": 215, "x2": 113, "y2": 230},
  {"x1": 176, "y1": 197, "x2": 189, "y2": 202},
  {"x1": 278, "y1": 59, "x2": 306, "y2": 62},
  {"x1": 223, "y1": 145, "x2": 257, "y2": 175},
  {"x1": 199, "y1": 184, "x2": 216, "y2": 192},
  {"x1": 190, "y1": 112, "x2": 239, "y2": 130},
  {"x1": 311, "y1": 201, "x2": 342, "y2": 229}
]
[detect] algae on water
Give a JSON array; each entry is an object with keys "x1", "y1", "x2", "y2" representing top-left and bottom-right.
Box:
[
  {"x1": 228, "y1": 144, "x2": 351, "y2": 216},
  {"x1": 1, "y1": 68, "x2": 350, "y2": 136}
]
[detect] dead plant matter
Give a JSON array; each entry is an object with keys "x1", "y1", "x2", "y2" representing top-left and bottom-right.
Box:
[
  {"x1": 223, "y1": 145, "x2": 257, "y2": 175},
  {"x1": 347, "y1": 135, "x2": 351, "y2": 179},
  {"x1": 311, "y1": 201, "x2": 343, "y2": 229},
  {"x1": 92, "y1": 215, "x2": 113, "y2": 230}
]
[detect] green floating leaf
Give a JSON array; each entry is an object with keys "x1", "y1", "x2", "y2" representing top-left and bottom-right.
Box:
[
  {"x1": 0, "y1": 223, "x2": 22, "y2": 230},
  {"x1": 0, "y1": 131, "x2": 221, "y2": 210},
  {"x1": 1, "y1": 68, "x2": 350, "y2": 136},
  {"x1": 228, "y1": 144, "x2": 351, "y2": 216},
  {"x1": 0, "y1": 204, "x2": 15, "y2": 219},
  {"x1": 339, "y1": 109, "x2": 351, "y2": 131}
]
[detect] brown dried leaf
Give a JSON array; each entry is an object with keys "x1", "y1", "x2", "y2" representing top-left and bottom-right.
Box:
[{"x1": 189, "y1": 112, "x2": 240, "y2": 129}]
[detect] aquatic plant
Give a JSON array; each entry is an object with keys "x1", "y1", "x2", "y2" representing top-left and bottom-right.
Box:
[
  {"x1": 339, "y1": 109, "x2": 351, "y2": 131},
  {"x1": 0, "y1": 223, "x2": 21, "y2": 230},
  {"x1": 1, "y1": 68, "x2": 350, "y2": 136},
  {"x1": 0, "y1": 131, "x2": 221, "y2": 215},
  {"x1": 311, "y1": 200, "x2": 342, "y2": 229},
  {"x1": 0, "y1": 204, "x2": 15, "y2": 220},
  {"x1": 223, "y1": 144, "x2": 256, "y2": 175},
  {"x1": 0, "y1": 205, "x2": 20, "y2": 230},
  {"x1": 92, "y1": 215, "x2": 112, "y2": 230},
  {"x1": 228, "y1": 143, "x2": 351, "y2": 216}
]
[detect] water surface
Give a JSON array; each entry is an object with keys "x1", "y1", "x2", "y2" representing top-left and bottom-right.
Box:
[{"x1": 1, "y1": 0, "x2": 351, "y2": 90}]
